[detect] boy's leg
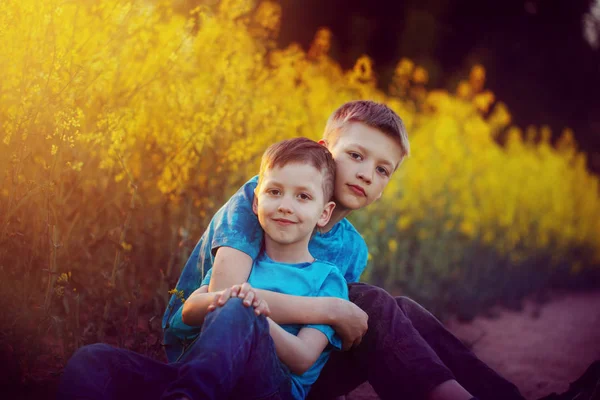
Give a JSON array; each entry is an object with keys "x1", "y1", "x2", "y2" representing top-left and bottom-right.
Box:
[
  {"x1": 162, "y1": 297, "x2": 293, "y2": 400},
  {"x1": 309, "y1": 283, "x2": 454, "y2": 400},
  {"x1": 395, "y1": 295, "x2": 524, "y2": 400},
  {"x1": 57, "y1": 343, "x2": 178, "y2": 400},
  {"x1": 309, "y1": 283, "x2": 525, "y2": 400}
]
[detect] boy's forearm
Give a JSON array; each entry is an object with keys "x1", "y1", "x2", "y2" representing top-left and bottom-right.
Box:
[
  {"x1": 266, "y1": 318, "x2": 315, "y2": 375},
  {"x1": 181, "y1": 291, "x2": 222, "y2": 327},
  {"x1": 256, "y1": 289, "x2": 341, "y2": 325}
]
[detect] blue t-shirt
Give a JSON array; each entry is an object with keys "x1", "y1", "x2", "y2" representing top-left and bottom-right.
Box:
[
  {"x1": 163, "y1": 175, "x2": 369, "y2": 362},
  {"x1": 204, "y1": 251, "x2": 347, "y2": 400}
]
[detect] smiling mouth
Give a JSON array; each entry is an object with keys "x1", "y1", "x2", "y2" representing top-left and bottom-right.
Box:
[
  {"x1": 347, "y1": 184, "x2": 366, "y2": 197},
  {"x1": 273, "y1": 218, "x2": 296, "y2": 225}
]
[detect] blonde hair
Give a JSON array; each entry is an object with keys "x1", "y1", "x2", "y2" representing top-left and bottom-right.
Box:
[{"x1": 324, "y1": 100, "x2": 410, "y2": 159}]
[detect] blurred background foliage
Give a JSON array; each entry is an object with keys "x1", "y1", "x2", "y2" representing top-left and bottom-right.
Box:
[{"x1": 1, "y1": 0, "x2": 599, "y2": 383}]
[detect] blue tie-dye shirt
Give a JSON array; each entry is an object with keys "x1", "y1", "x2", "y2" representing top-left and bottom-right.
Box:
[{"x1": 162, "y1": 175, "x2": 369, "y2": 362}]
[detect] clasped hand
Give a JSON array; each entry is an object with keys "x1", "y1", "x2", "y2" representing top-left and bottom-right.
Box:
[{"x1": 207, "y1": 282, "x2": 271, "y2": 317}]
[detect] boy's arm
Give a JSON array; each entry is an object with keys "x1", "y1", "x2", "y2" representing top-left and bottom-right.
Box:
[
  {"x1": 267, "y1": 319, "x2": 329, "y2": 375},
  {"x1": 205, "y1": 245, "x2": 368, "y2": 350},
  {"x1": 255, "y1": 288, "x2": 367, "y2": 350},
  {"x1": 180, "y1": 286, "x2": 223, "y2": 327},
  {"x1": 207, "y1": 246, "x2": 253, "y2": 292}
]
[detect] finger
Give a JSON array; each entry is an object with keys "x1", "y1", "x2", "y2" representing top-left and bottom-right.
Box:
[
  {"x1": 207, "y1": 304, "x2": 215, "y2": 312},
  {"x1": 254, "y1": 299, "x2": 268, "y2": 316},
  {"x1": 218, "y1": 288, "x2": 231, "y2": 305},
  {"x1": 208, "y1": 292, "x2": 221, "y2": 309},
  {"x1": 230, "y1": 284, "x2": 241, "y2": 298},
  {"x1": 260, "y1": 300, "x2": 271, "y2": 317},
  {"x1": 254, "y1": 299, "x2": 262, "y2": 315},
  {"x1": 238, "y1": 282, "x2": 252, "y2": 299},
  {"x1": 243, "y1": 290, "x2": 255, "y2": 307}
]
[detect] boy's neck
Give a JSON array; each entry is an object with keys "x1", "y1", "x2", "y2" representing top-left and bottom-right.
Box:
[
  {"x1": 319, "y1": 203, "x2": 352, "y2": 233},
  {"x1": 264, "y1": 236, "x2": 315, "y2": 264}
]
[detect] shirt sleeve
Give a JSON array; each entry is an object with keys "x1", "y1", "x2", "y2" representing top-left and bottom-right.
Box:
[
  {"x1": 343, "y1": 235, "x2": 369, "y2": 284},
  {"x1": 305, "y1": 267, "x2": 349, "y2": 350},
  {"x1": 210, "y1": 175, "x2": 263, "y2": 260},
  {"x1": 200, "y1": 268, "x2": 212, "y2": 287}
]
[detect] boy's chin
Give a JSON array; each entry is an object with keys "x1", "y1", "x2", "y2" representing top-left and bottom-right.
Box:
[{"x1": 334, "y1": 195, "x2": 369, "y2": 211}]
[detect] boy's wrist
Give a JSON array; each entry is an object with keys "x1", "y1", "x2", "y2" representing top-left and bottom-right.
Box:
[{"x1": 326, "y1": 297, "x2": 345, "y2": 326}]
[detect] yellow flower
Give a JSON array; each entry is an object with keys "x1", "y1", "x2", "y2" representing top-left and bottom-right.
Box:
[
  {"x1": 169, "y1": 288, "x2": 186, "y2": 304},
  {"x1": 412, "y1": 66, "x2": 428, "y2": 84},
  {"x1": 395, "y1": 58, "x2": 414, "y2": 78},
  {"x1": 396, "y1": 215, "x2": 412, "y2": 230},
  {"x1": 456, "y1": 81, "x2": 472, "y2": 99},
  {"x1": 388, "y1": 239, "x2": 398, "y2": 253}
]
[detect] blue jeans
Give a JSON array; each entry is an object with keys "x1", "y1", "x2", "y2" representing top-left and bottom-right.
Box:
[{"x1": 57, "y1": 298, "x2": 293, "y2": 400}]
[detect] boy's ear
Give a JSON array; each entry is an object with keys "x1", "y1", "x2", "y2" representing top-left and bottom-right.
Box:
[
  {"x1": 316, "y1": 201, "x2": 336, "y2": 228},
  {"x1": 252, "y1": 190, "x2": 258, "y2": 215}
]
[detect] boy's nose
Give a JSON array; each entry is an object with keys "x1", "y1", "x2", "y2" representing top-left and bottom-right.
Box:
[
  {"x1": 277, "y1": 198, "x2": 293, "y2": 214},
  {"x1": 357, "y1": 169, "x2": 373, "y2": 184}
]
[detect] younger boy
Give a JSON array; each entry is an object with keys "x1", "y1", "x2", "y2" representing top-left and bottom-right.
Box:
[
  {"x1": 170, "y1": 137, "x2": 347, "y2": 399},
  {"x1": 57, "y1": 138, "x2": 347, "y2": 400}
]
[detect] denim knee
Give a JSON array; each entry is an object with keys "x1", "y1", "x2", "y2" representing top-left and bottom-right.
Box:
[
  {"x1": 67, "y1": 343, "x2": 114, "y2": 368},
  {"x1": 211, "y1": 297, "x2": 251, "y2": 318},
  {"x1": 204, "y1": 297, "x2": 268, "y2": 332}
]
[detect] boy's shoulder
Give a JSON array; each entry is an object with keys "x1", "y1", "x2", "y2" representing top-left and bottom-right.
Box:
[
  {"x1": 312, "y1": 258, "x2": 340, "y2": 270},
  {"x1": 338, "y1": 217, "x2": 362, "y2": 235},
  {"x1": 240, "y1": 175, "x2": 258, "y2": 192},
  {"x1": 331, "y1": 218, "x2": 367, "y2": 246},
  {"x1": 311, "y1": 259, "x2": 345, "y2": 280}
]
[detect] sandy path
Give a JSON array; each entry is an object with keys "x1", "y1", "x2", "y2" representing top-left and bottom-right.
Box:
[{"x1": 347, "y1": 290, "x2": 600, "y2": 400}]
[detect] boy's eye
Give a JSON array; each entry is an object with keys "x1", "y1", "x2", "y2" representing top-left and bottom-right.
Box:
[
  {"x1": 376, "y1": 166, "x2": 390, "y2": 177},
  {"x1": 297, "y1": 193, "x2": 311, "y2": 201},
  {"x1": 267, "y1": 189, "x2": 281, "y2": 196},
  {"x1": 349, "y1": 152, "x2": 363, "y2": 160}
]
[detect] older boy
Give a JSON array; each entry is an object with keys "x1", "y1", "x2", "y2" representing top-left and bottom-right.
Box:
[{"x1": 165, "y1": 100, "x2": 524, "y2": 400}]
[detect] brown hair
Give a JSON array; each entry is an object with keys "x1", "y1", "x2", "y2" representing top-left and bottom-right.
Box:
[
  {"x1": 258, "y1": 138, "x2": 336, "y2": 201},
  {"x1": 323, "y1": 100, "x2": 410, "y2": 159}
]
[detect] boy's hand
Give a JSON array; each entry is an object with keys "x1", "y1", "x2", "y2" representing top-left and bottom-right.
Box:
[
  {"x1": 207, "y1": 283, "x2": 271, "y2": 316},
  {"x1": 333, "y1": 300, "x2": 368, "y2": 351},
  {"x1": 236, "y1": 282, "x2": 271, "y2": 316}
]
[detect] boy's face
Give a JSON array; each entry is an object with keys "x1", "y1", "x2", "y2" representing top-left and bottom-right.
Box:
[
  {"x1": 253, "y1": 163, "x2": 335, "y2": 245},
  {"x1": 323, "y1": 122, "x2": 405, "y2": 210}
]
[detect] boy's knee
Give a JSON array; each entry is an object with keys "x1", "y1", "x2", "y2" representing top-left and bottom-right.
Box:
[
  {"x1": 208, "y1": 297, "x2": 258, "y2": 323},
  {"x1": 396, "y1": 295, "x2": 418, "y2": 309},
  {"x1": 221, "y1": 297, "x2": 247, "y2": 311},
  {"x1": 203, "y1": 298, "x2": 269, "y2": 338},
  {"x1": 349, "y1": 283, "x2": 396, "y2": 314},
  {"x1": 396, "y1": 295, "x2": 433, "y2": 318},
  {"x1": 75, "y1": 343, "x2": 113, "y2": 358},
  {"x1": 66, "y1": 343, "x2": 114, "y2": 370}
]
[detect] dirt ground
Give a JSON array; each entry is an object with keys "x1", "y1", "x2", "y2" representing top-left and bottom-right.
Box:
[{"x1": 347, "y1": 290, "x2": 600, "y2": 400}]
